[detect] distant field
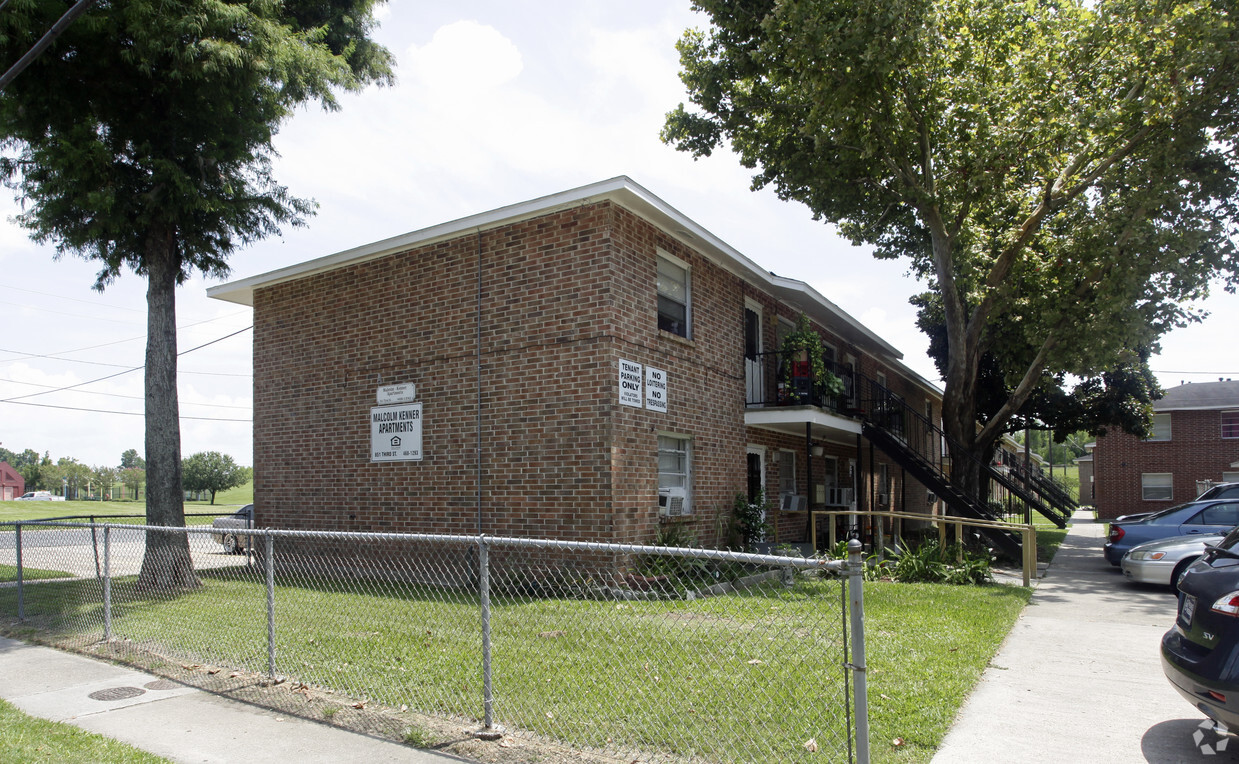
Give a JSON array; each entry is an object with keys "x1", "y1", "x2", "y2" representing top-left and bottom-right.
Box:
[{"x1": 0, "y1": 481, "x2": 253, "y2": 524}]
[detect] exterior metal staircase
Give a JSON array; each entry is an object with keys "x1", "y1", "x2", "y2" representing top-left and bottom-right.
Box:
[{"x1": 851, "y1": 375, "x2": 1068, "y2": 561}]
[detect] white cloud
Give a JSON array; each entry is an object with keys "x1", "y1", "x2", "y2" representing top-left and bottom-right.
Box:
[{"x1": 405, "y1": 21, "x2": 523, "y2": 95}]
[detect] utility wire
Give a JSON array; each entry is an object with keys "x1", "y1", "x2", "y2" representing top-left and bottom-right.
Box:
[
  {"x1": 0, "y1": 376, "x2": 250, "y2": 410},
  {"x1": 0, "y1": 326, "x2": 252, "y2": 404},
  {"x1": 0, "y1": 0, "x2": 97, "y2": 91},
  {"x1": 0, "y1": 309, "x2": 252, "y2": 365},
  {"x1": 0, "y1": 398, "x2": 250, "y2": 422},
  {"x1": 0, "y1": 284, "x2": 145, "y2": 313}
]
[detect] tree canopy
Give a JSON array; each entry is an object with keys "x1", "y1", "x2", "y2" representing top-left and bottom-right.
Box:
[
  {"x1": 664, "y1": 0, "x2": 1239, "y2": 491},
  {"x1": 0, "y1": 0, "x2": 393, "y2": 586},
  {"x1": 182, "y1": 451, "x2": 247, "y2": 505}
]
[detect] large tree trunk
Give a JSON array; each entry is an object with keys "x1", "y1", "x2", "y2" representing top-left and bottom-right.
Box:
[{"x1": 138, "y1": 231, "x2": 198, "y2": 592}]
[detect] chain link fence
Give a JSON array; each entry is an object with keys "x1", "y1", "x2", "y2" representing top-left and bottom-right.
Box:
[{"x1": 1, "y1": 521, "x2": 868, "y2": 763}]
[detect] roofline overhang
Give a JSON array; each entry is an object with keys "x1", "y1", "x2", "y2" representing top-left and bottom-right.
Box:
[{"x1": 208, "y1": 176, "x2": 917, "y2": 365}]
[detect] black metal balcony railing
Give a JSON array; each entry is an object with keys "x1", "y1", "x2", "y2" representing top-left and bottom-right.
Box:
[
  {"x1": 744, "y1": 350, "x2": 858, "y2": 413},
  {"x1": 743, "y1": 348, "x2": 1069, "y2": 539}
]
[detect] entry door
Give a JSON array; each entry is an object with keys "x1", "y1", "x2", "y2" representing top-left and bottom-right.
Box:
[
  {"x1": 746, "y1": 447, "x2": 768, "y2": 542},
  {"x1": 744, "y1": 306, "x2": 764, "y2": 404}
]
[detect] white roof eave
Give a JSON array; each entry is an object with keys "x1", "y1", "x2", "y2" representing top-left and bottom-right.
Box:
[{"x1": 207, "y1": 177, "x2": 919, "y2": 371}]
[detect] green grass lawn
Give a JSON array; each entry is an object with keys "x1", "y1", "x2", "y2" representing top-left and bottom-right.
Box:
[
  {"x1": 0, "y1": 565, "x2": 73, "y2": 583},
  {"x1": 0, "y1": 558, "x2": 1030, "y2": 764},
  {"x1": 0, "y1": 698, "x2": 170, "y2": 763},
  {"x1": 0, "y1": 480, "x2": 253, "y2": 525}
]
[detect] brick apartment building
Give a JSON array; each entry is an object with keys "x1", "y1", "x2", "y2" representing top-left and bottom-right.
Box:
[
  {"x1": 209, "y1": 177, "x2": 943, "y2": 548},
  {"x1": 1093, "y1": 380, "x2": 1239, "y2": 519}
]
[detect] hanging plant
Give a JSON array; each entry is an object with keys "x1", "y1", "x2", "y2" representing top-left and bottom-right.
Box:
[{"x1": 777, "y1": 314, "x2": 845, "y2": 404}]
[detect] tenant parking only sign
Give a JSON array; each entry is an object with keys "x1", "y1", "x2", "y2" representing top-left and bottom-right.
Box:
[{"x1": 370, "y1": 403, "x2": 423, "y2": 462}]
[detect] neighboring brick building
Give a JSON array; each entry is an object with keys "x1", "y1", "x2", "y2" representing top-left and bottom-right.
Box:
[
  {"x1": 0, "y1": 461, "x2": 23, "y2": 501},
  {"x1": 1093, "y1": 380, "x2": 1239, "y2": 519},
  {"x1": 209, "y1": 177, "x2": 943, "y2": 548}
]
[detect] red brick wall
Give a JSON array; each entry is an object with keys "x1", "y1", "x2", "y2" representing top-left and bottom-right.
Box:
[
  {"x1": 1094, "y1": 409, "x2": 1239, "y2": 519},
  {"x1": 253, "y1": 204, "x2": 616, "y2": 539},
  {"x1": 250, "y1": 198, "x2": 941, "y2": 547}
]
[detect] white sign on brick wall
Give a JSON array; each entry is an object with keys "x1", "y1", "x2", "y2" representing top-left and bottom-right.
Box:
[
  {"x1": 645, "y1": 367, "x2": 668, "y2": 413},
  {"x1": 377, "y1": 383, "x2": 417, "y2": 405},
  {"x1": 619, "y1": 359, "x2": 643, "y2": 408},
  {"x1": 370, "y1": 403, "x2": 423, "y2": 462}
]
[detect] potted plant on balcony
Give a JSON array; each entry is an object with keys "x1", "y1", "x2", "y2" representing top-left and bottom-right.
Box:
[{"x1": 777, "y1": 314, "x2": 844, "y2": 405}]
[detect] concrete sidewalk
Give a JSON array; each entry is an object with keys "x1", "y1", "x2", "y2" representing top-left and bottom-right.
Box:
[
  {"x1": 0, "y1": 636, "x2": 464, "y2": 763},
  {"x1": 933, "y1": 510, "x2": 1232, "y2": 763}
]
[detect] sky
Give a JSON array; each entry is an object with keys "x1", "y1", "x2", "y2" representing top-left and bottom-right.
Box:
[{"x1": 1, "y1": 1, "x2": 1236, "y2": 470}]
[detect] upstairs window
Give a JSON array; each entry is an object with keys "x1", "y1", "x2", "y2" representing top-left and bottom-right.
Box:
[
  {"x1": 1146, "y1": 413, "x2": 1171, "y2": 441},
  {"x1": 657, "y1": 253, "x2": 690, "y2": 338},
  {"x1": 1223, "y1": 411, "x2": 1239, "y2": 439}
]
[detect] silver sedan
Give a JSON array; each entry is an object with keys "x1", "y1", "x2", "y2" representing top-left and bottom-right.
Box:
[{"x1": 1121, "y1": 531, "x2": 1230, "y2": 592}]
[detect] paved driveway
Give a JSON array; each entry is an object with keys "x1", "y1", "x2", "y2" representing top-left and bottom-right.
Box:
[
  {"x1": 933, "y1": 513, "x2": 1231, "y2": 763},
  {"x1": 1, "y1": 525, "x2": 247, "y2": 579}
]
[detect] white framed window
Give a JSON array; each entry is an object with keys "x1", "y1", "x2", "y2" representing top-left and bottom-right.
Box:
[
  {"x1": 658, "y1": 434, "x2": 693, "y2": 514},
  {"x1": 778, "y1": 449, "x2": 797, "y2": 497},
  {"x1": 876, "y1": 370, "x2": 888, "y2": 391},
  {"x1": 1147, "y1": 413, "x2": 1171, "y2": 441},
  {"x1": 877, "y1": 463, "x2": 891, "y2": 506},
  {"x1": 656, "y1": 251, "x2": 691, "y2": 339},
  {"x1": 1142, "y1": 473, "x2": 1173, "y2": 501},
  {"x1": 1223, "y1": 411, "x2": 1239, "y2": 440}
]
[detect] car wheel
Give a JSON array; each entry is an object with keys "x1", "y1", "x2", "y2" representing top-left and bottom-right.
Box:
[
  {"x1": 1171, "y1": 557, "x2": 1199, "y2": 593},
  {"x1": 222, "y1": 534, "x2": 238, "y2": 554}
]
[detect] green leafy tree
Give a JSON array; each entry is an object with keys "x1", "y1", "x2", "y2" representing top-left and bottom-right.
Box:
[
  {"x1": 0, "y1": 1, "x2": 393, "y2": 589},
  {"x1": 664, "y1": 0, "x2": 1239, "y2": 499},
  {"x1": 119, "y1": 449, "x2": 145, "y2": 471},
  {"x1": 182, "y1": 451, "x2": 246, "y2": 505},
  {"x1": 121, "y1": 468, "x2": 145, "y2": 502},
  {"x1": 93, "y1": 466, "x2": 120, "y2": 500}
]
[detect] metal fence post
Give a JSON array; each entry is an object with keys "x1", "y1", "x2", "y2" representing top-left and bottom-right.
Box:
[
  {"x1": 847, "y1": 538, "x2": 870, "y2": 764},
  {"x1": 478, "y1": 534, "x2": 496, "y2": 731},
  {"x1": 103, "y1": 526, "x2": 112, "y2": 641},
  {"x1": 265, "y1": 533, "x2": 276, "y2": 680},
  {"x1": 15, "y1": 523, "x2": 23, "y2": 621}
]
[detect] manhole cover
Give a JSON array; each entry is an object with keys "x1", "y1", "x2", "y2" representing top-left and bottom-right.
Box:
[
  {"x1": 88, "y1": 686, "x2": 146, "y2": 702},
  {"x1": 144, "y1": 680, "x2": 180, "y2": 691}
]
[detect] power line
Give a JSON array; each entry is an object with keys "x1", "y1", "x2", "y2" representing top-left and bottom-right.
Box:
[
  {"x1": 0, "y1": 326, "x2": 252, "y2": 404},
  {"x1": 0, "y1": 284, "x2": 145, "y2": 313},
  {"x1": 0, "y1": 309, "x2": 253, "y2": 366},
  {"x1": 0, "y1": 398, "x2": 250, "y2": 422},
  {"x1": 0, "y1": 376, "x2": 250, "y2": 410},
  {"x1": 0, "y1": 0, "x2": 98, "y2": 91},
  {"x1": 0, "y1": 299, "x2": 143, "y2": 325}
]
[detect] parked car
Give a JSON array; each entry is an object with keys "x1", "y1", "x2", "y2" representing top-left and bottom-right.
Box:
[
  {"x1": 1161, "y1": 526, "x2": 1239, "y2": 731},
  {"x1": 211, "y1": 504, "x2": 254, "y2": 554},
  {"x1": 1105, "y1": 500, "x2": 1239, "y2": 566},
  {"x1": 1121, "y1": 531, "x2": 1230, "y2": 592},
  {"x1": 1198, "y1": 483, "x2": 1239, "y2": 501},
  {"x1": 13, "y1": 491, "x2": 64, "y2": 501}
]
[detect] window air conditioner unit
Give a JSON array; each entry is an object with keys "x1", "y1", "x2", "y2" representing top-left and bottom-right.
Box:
[
  {"x1": 780, "y1": 494, "x2": 807, "y2": 512},
  {"x1": 659, "y1": 487, "x2": 688, "y2": 517}
]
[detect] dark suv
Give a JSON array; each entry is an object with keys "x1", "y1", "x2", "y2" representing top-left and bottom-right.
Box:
[{"x1": 1162, "y1": 525, "x2": 1239, "y2": 730}]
